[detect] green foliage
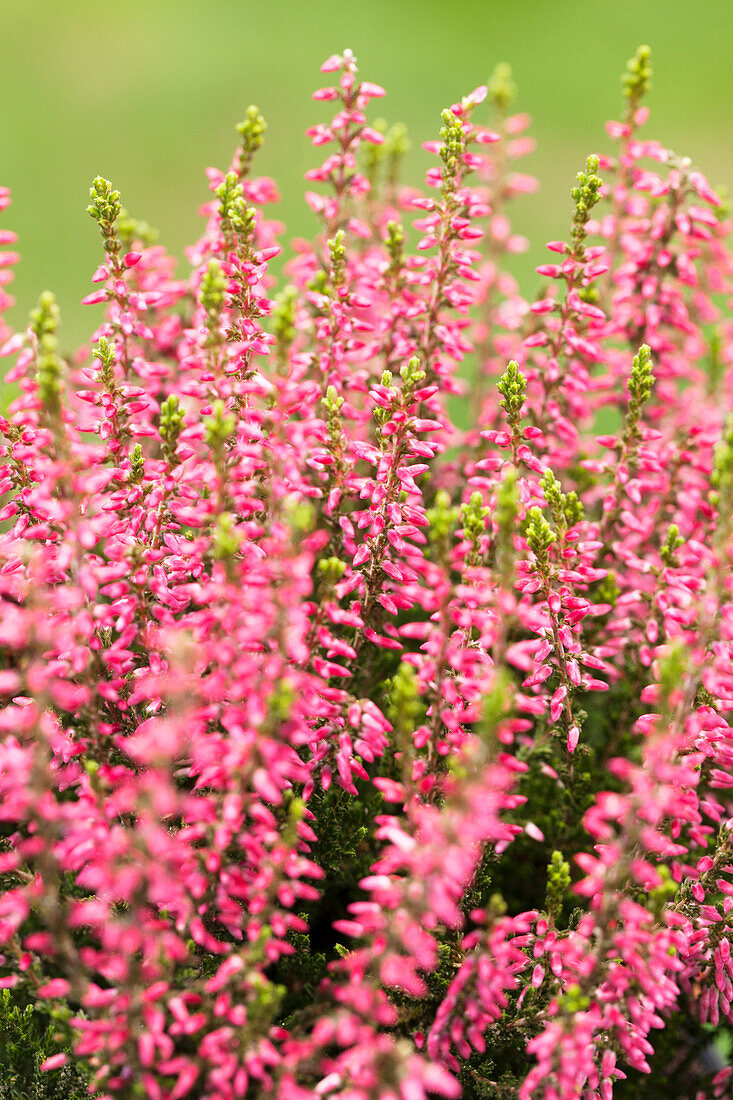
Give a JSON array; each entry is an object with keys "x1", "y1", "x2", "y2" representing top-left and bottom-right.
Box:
[
  {"x1": 272, "y1": 928, "x2": 327, "y2": 1027},
  {"x1": 304, "y1": 778, "x2": 387, "y2": 957},
  {"x1": 581, "y1": 660, "x2": 644, "y2": 759},
  {"x1": 615, "y1": 1008, "x2": 728, "y2": 1099},
  {"x1": 0, "y1": 990, "x2": 92, "y2": 1100}
]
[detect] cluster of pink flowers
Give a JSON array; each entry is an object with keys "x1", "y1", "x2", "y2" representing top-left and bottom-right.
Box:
[{"x1": 0, "y1": 44, "x2": 732, "y2": 1099}]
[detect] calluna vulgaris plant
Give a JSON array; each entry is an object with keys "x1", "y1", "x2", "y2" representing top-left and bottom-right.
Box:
[{"x1": 0, "y1": 42, "x2": 732, "y2": 1100}]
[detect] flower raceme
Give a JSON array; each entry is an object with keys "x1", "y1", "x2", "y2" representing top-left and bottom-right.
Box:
[{"x1": 0, "y1": 44, "x2": 731, "y2": 1100}]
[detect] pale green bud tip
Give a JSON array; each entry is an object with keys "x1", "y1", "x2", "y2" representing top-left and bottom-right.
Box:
[
  {"x1": 213, "y1": 512, "x2": 240, "y2": 559},
  {"x1": 527, "y1": 507, "x2": 555, "y2": 558},
  {"x1": 658, "y1": 643, "x2": 687, "y2": 709},
  {"x1": 489, "y1": 62, "x2": 516, "y2": 110},
  {"x1": 328, "y1": 230, "x2": 347, "y2": 284},
  {"x1": 201, "y1": 260, "x2": 228, "y2": 309},
  {"x1": 479, "y1": 668, "x2": 512, "y2": 741},
  {"x1": 87, "y1": 177, "x2": 121, "y2": 220},
  {"x1": 427, "y1": 490, "x2": 460, "y2": 544},
  {"x1": 317, "y1": 556, "x2": 346, "y2": 582},
  {"x1": 323, "y1": 385, "x2": 344, "y2": 415},
  {"x1": 93, "y1": 336, "x2": 116, "y2": 388},
  {"x1": 711, "y1": 416, "x2": 733, "y2": 509},
  {"x1": 400, "y1": 356, "x2": 425, "y2": 388},
  {"x1": 623, "y1": 45, "x2": 653, "y2": 102},
  {"x1": 236, "y1": 105, "x2": 267, "y2": 145},
  {"x1": 625, "y1": 346, "x2": 655, "y2": 446},
  {"x1": 385, "y1": 121, "x2": 409, "y2": 157},
  {"x1": 160, "y1": 395, "x2": 185, "y2": 463},
  {"x1": 386, "y1": 221, "x2": 405, "y2": 258},
  {"x1": 496, "y1": 468, "x2": 519, "y2": 529},
  {"x1": 497, "y1": 360, "x2": 527, "y2": 421},
  {"x1": 205, "y1": 401, "x2": 236, "y2": 448},
  {"x1": 288, "y1": 501, "x2": 315, "y2": 533},
  {"x1": 129, "y1": 443, "x2": 145, "y2": 484},
  {"x1": 30, "y1": 291, "x2": 60, "y2": 342}
]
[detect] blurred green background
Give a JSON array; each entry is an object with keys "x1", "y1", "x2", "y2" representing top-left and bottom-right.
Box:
[{"x1": 2, "y1": 0, "x2": 731, "y2": 351}]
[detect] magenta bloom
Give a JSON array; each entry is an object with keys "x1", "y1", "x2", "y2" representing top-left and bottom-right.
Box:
[{"x1": 0, "y1": 43, "x2": 732, "y2": 1100}]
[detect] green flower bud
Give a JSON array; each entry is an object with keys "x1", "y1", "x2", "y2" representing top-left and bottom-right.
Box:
[
  {"x1": 400, "y1": 356, "x2": 425, "y2": 392},
  {"x1": 205, "y1": 401, "x2": 236, "y2": 454},
  {"x1": 317, "y1": 556, "x2": 347, "y2": 584},
  {"x1": 159, "y1": 394, "x2": 185, "y2": 466},
  {"x1": 235, "y1": 105, "x2": 267, "y2": 179},
  {"x1": 546, "y1": 850, "x2": 571, "y2": 924},
  {"x1": 31, "y1": 292, "x2": 64, "y2": 420},
  {"x1": 129, "y1": 443, "x2": 146, "y2": 485},
  {"x1": 622, "y1": 45, "x2": 652, "y2": 113},
  {"x1": 439, "y1": 108, "x2": 465, "y2": 198},
  {"x1": 540, "y1": 469, "x2": 583, "y2": 533},
  {"x1": 570, "y1": 155, "x2": 602, "y2": 260},
  {"x1": 526, "y1": 506, "x2": 555, "y2": 570},
  {"x1": 117, "y1": 207, "x2": 158, "y2": 251},
  {"x1": 427, "y1": 490, "x2": 460, "y2": 549},
  {"x1": 271, "y1": 284, "x2": 298, "y2": 369},
  {"x1": 461, "y1": 491, "x2": 490, "y2": 567},
  {"x1": 623, "y1": 344, "x2": 655, "y2": 451},
  {"x1": 212, "y1": 511, "x2": 240, "y2": 561},
  {"x1": 216, "y1": 172, "x2": 256, "y2": 251},
  {"x1": 489, "y1": 62, "x2": 517, "y2": 112},
  {"x1": 88, "y1": 176, "x2": 122, "y2": 259},
  {"x1": 497, "y1": 360, "x2": 526, "y2": 428},
  {"x1": 92, "y1": 335, "x2": 116, "y2": 391},
  {"x1": 328, "y1": 229, "x2": 346, "y2": 288},
  {"x1": 660, "y1": 524, "x2": 684, "y2": 567}
]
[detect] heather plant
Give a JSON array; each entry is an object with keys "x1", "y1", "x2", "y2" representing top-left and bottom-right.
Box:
[{"x1": 0, "y1": 42, "x2": 732, "y2": 1100}]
